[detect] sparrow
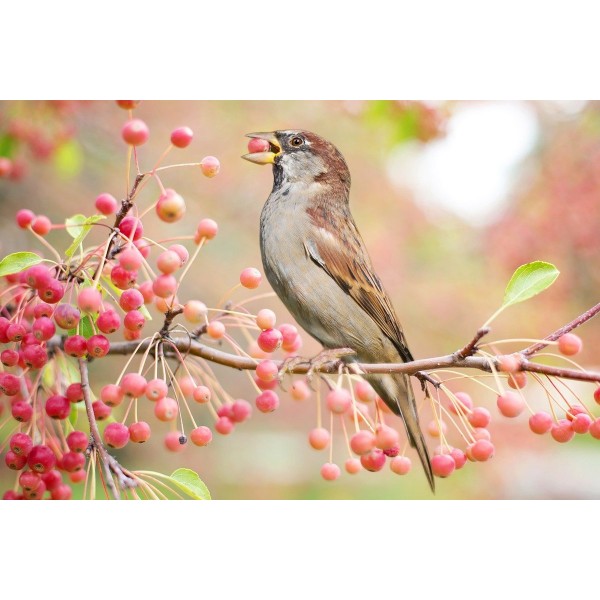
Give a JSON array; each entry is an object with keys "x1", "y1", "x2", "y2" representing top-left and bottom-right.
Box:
[{"x1": 243, "y1": 130, "x2": 434, "y2": 492}]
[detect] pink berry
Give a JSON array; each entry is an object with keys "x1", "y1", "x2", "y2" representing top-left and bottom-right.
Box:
[
  {"x1": 67, "y1": 431, "x2": 89, "y2": 453},
  {"x1": 145, "y1": 378, "x2": 168, "y2": 401},
  {"x1": 256, "y1": 309, "x2": 276, "y2": 330},
  {"x1": 87, "y1": 334, "x2": 110, "y2": 358},
  {"x1": 350, "y1": 430, "x2": 376, "y2": 455},
  {"x1": 64, "y1": 335, "x2": 88, "y2": 358},
  {"x1": 360, "y1": 449, "x2": 386, "y2": 472},
  {"x1": 247, "y1": 138, "x2": 270, "y2": 153},
  {"x1": 154, "y1": 397, "x2": 179, "y2": 422},
  {"x1": 129, "y1": 421, "x2": 151, "y2": 443},
  {"x1": 97, "y1": 309, "x2": 121, "y2": 334},
  {"x1": 119, "y1": 288, "x2": 144, "y2": 311},
  {"x1": 118, "y1": 216, "x2": 143, "y2": 241},
  {"x1": 164, "y1": 431, "x2": 186, "y2": 452},
  {"x1": 448, "y1": 391, "x2": 473, "y2": 414},
  {"x1": 66, "y1": 383, "x2": 84, "y2": 403},
  {"x1": 257, "y1": 328, "x2": 283, "y2": 353},
  {"x1": 355, "y1": 380, "x2": 377, "y2": 403},
  {"x1": 468, "y1": 407, "x2": 491, "y2": 428},
  {"x1": 200, "y1": 156, "x2": 220, "y2": 178},
  {"x1": 152, "y1": 274, "x2": 177, "y2": 298},
  {"x1": 215, "y1": 416, "x2": 234, "y2": 435},
  {"x1": 10, "y1": 433, "x2": 33, "y2": 457},
  {"x1": 122, "y1": 118, "x2": 149, "y2": 146},
  {"x1": 45, "y1": 394, "x2": 71, "y2": 420},
  {"x1": 104, "y1": 423, "x2": 130, "y2": 449},
  {"x1": 156, "y1": 250, "x2": 182, "y2": 274},
  {"x1": 19, "y1": 470, "x2": 42, "y2": 492},
  {"x1": 426, "y1": 419, "x2": 447, "y2": 438},
  {"x1": 41, "y1": 470, "x2": 62, "y2": 491},
  {"x1": 16, "y1": 208, "x2": 36, "y2": 228},
  {"x1": 183, "y1": 300, "x2": 207, "y2": 324},
  {"x1": 557, "y1": 333, "x2": 583, "y2": 356},
  {"x1": 290, "y1": 380, "x2": 311, "y2": 401},
  {"x1": 138, "y1": 281, "x2": 155, "y2": 304},
  {"x1": 168, "y1": 244, "x2": 189, "y2": 264},
  {"x1": 308, "y1": 427, "x2": 330, "y2": 450},
  {"x1": 551, "y1": 419, "x2": 575, "y2": 443},
  {"x1": 230, "y1": 399, "x2": 252, "y2": 423},
  {"x1": 124, "y1": 309, "x2": 145, "y2": 331},
  {"x1": 529, "y1": 412, "x2": 553, "y2": 434},
  {"x1": 27, "y1": 445, "x2": 56, "y2": 473},
  {"x1": 195, "y1": 218, "x2": 218, "y2": 242},
  {"x1": 469, "y1": 439, "x2": 495, "y2": 462},
  {"x1": 431, "y1": 454, "x2": 456, "y2": 478},
  {"x1": 572, "y1": 413, "x2": 592, "y2": 434},
  {"x1": 190, "y1": 426, "x2": 212, "y2": 446},
  {"x1": 111, "y1": 266, "x2": 137, "y2": 289},
  {"x1": 1, "y1": 349, "x2": 19, "y2": 366},
  {"x1": 255, "y1": 390, "x2": 279, "y2": 412},
  {"x1": 53, "y1": 303, "x2": 81, "y2": 329},
  {"x1": 92, "y1": 400, "x2": 112, "y2": 420},
  {"x1": 375, "y1": 425, "x2": 400, "y2": 450},
  {"x1": 156, "y1": 189, "x2": 186, "y2": 223},
  {"x1": 207, "y1": 320, "x2": 226, "y2": 339},
  {"x1": 38, "y1": 279, "x2": 65, "y2": 303},
  {"x1": 170, "y1": 126, "x2": 193, "y2": 148},
  {"x1": 22, "y1": 343, "x2": 48, "y2": 369},
  {"x1": 256, "y1": 359, "x2": 279, "y2": 382},
  {"x1": 118, "y1": 247, "x2": 143, "y2": 271},
  {"x1": 1, "y1": 373, "x2": 22, "y2": 396},
  {"x1": 326, "y1": 388, "x2": 352, "y2": 414},
  {"x1": 12, "y1": 401, "x2": 33, "y2": 422},
  {"x1": 472, "y1": 427, "x2": 491, "y2": 441},
  {"x1": 33, "y1": 303, "x2": 53, "y2": 319},
  {"x1": 321, "y1": 462, "x2": 341, "y2": 481},
  {"x1": 121, "y1": 373, "x2": 147, "y2": 398},
  {"x1": 240, "y1": 267, "x2": 262, "y2": 289},
  {"x1": 507, "y1": 371, "x2": 528, "y2": 389},
  {"x1": 497, "y1": 354, "x2": 521, "y2": 373},
  {"x1": 594, "y1": 388, "x2": 600, "y2": 405},
  {"x1": 450, "y1": 448, "x2": 467, "y2": 469},
  {"x1": 193, "y1": 385, "x2": 211, "y2": 404},
  {"x1": 31, "y1": 215, "x2": 52, "y2": 235},
  {"x1": 589, "y1": 418, "x2": 600, "y2": 440},
  {"x1": 78, "y1": 287, "x2": 102, "y2": 313},
  {"x1": 95, "y1": 193, "x2": 119, "y2": 215},
  {"x1": 32, "y1": 316, "x2": 55, "y2": 341},
  {"x1": 497, "y1": 391, "x2": 525, "y2": 418}
]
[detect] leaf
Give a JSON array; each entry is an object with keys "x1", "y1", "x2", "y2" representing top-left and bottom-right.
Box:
[
  {"x1": 54, "y1": 139, "x2": 83, "y2": 178},
  {"x1": 167, "y1": 468, "x2": 211, "y2": 500},
  {"x1": 68, "y1": 314, "x2": 95, "y2": 340},
  {"x1": 0, "y1": 252, "x2": 43, "y2": 277},
  {"x1": 502, "y1": 261, "x2": 560, "y2": 308},
  {"x1": 65, "y1": 214, "x2": 106, "y2": 258}
]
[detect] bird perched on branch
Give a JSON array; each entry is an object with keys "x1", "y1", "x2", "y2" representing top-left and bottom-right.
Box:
[{"x1": 243, "y1": 130, "x2": 434, "y2": 491}]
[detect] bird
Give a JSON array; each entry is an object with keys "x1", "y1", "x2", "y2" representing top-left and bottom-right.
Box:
[{"x1": 242, "y1": 130, "x2": 434, "y2": 492}]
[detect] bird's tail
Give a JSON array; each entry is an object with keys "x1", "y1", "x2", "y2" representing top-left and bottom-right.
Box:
[{"x1": 367, "y1": 373, "x2": 435, "y2": 492}]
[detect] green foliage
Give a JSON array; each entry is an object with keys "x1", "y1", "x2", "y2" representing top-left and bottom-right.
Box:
[
  {"x1": 0, "y1": 251, "x2": 42, "y2": 276},
  {"x1": 167, "y1": 468, "x2": 211, "y2": 500},
  {"x1": 68, "y1": 314, "x2": 95, "y2": 340},
  {"x1": 502, "y1": 261, "x2": 560, "y2": 308},
  {"x1": 64, "y1": 214, "x2": 106, "y2": 258},
  {"x1": 53, "y1": 139, "x2": 83, "y2": 178}
]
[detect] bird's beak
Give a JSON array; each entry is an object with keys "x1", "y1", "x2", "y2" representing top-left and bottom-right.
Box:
[{"x1": 242, "y1": 132, "x2": 282, "y2": 165}]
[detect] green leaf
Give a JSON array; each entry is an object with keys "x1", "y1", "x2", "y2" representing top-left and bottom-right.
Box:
[
  {"x1": 65, "y1": 214, "x2": 106, "y2": 258},
  {"x1": 502, "y1": 261, "x2": 560, "y2": 308},
  {"x1": 68, "y1": 314, "x2": 95, "y2": 340},
  {"x1": 167, "y1": 468, "x2": 211, "y2": 500},
  {"x1": 0, "y1": 134, "x2": 18, "y2": 158},
  {"x1": 54, "y1": 139, "x2": 83, "y2": 178},
  {"x1": 0, "y1": 252, "x2": 43, "y2": 277}
]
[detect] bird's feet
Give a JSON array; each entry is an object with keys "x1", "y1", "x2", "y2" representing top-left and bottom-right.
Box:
[{"x1": 278, "y1": 348, "x2": 356, "y2": 389}]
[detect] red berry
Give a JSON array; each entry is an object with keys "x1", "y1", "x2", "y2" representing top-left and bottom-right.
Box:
[
  {"x1": 321, "y1": 463, "x2": 341, "y2": 481},
  {"x1": 38, "y1": 279, "x2": 65, "y2": 303},
  {"x1": 129, "y1": 421, "x2": 152, "y2": 443},
  {"x1": 215, "y1": 416, "x2": 234, "y2": 435},
  {"x1": 156, "y1": 189, "x2": 186, "y2": 223},
  {"x1": 360, "y1": 449, "x2": 386, "y2": 472},
  {"x1": 6, "y1": 322, "x2": 26, "y2": 342},
  {"x1": 104, "y1": 422, "x2": 130, "y2": 449},
  {"x1": 164, "y1": 431, "x2": 186, "y2": 452},
  {"x1": 22, "y1": 344, "x2": 48, "y2": 369},
  {"x1": 496, "y1": 391, "x2": 525, "y2": 418},
  {"x1": 66, "y1": 383, "x2": 84, "y2": 403},
  {"x1": 10, "y1": 433, "x2": 33, "y2": 456},
  {"x1": 53, "y1": 303, "x2": 81, "y2": 329},
  {"x1": 32, "y1": 316, "x2": 55, "y2": 341},
  {"x1": 557, "y1": 333, "x2": 583, "y2": 356},
  {"x1": 572, "y1": 413, "x2": 592, "y2": 434},
  {"x1": 64, "y1": 335, "x2": 88, "y2": 358},
  {"x1": 350, "y1": 430, "x2": 376, "y2": 455},
  {"x1": 67, "y1": 431, "x2": 89, "y2": 453},
  {"x1": 33, "y1": 303, "x2": 54, "y2": 319},
  {"x1": 41, "y1": 470, "x2": 62, "y2": 491},
  {"x1": 45, "y1": 394, "x2": 71, "y2": 419},
  {"x1": 170, "y1": 126, "x2": 193, "y2": 148},
  {"x1": 200, "y1": 156, "x2": 220, "y2": 178},
  {"x1": 469, "y1": 440, "x2": 495, "y2": 462},
  {"x1": 27, "y1": 445, "x2": 56, "y2": 473},
  {"x1": 92, "y1": 400, "x2": 111, "y2": 420},
  {"x1": 124, "y1": 310, "x2": 145, "y2": 331},
  {"x1": 190, "y1": 426, "x2": 213, "y2": 446},
  {"x1": 97, "y1": 309, "x2": 121, "y2": 334},
  {"x1": 308, "y1": 427, "x2": 330, "y2": 450},
  {"x1": 95, "y1": 193, "x2": 119, "y2": 215},
  {"x1": 23, "y1": 480, "x2": 47, "y2": 500},
  {"x1": 256, "y1": 359, "x2": 279, "y2": 382},
  {"x1": 121, "y1": 373, "x2": 147, "y2": 398},
  {"x1": 529, "y1": 412, "x2": 553, "y2": 434},
  {"x1": 16, "y1": 208, "x2": 36, "y2": 228},
  {"x1": 431, "y1": 454, "x2": 456, "y2": 478},
  {"x1": 257, "y1": 328, "x2": 283, "y2": 353},
  {"x1": 51, "y1": 484, "x2": 73, "y2": 500},
  {"x1": 247, "y1": 138, "x2": 270, "y2": 153},
  {"x1": 12, "y1": 401, "x2": 33, "y2": 422},
  {"x1": 118, "y1": 247, "x2": 143, "y2": 272},
  {"x1": 467, "y1": 407, "x2": 491, "y2": 428},
  {"x1": 31, "y1": 215, "x2": 52, "y2": 235},
  {"x1": 1, "y1": 349, "x2": 19, "y2": 366},
  {"x1": 118, "y1": 216, "x2": 143, "y2": 241},
  {"x1": 1, "y1": 373, "x2": 22, "y2": 396},
  {"x1": 61, "y1": 451, "x2": 86, "y2": 472},
  {"x1": 5, "y1": 450, "x2": 27, "y2": 470},
  {"x1": 195, "y1": 218, "x2": 218, "y2": 242},
  {"x1": 240, "y1": 267, "x2": 262, "y2": 289},
  {"x1": 86, "y1": 334, "x2": 110, "y2": 358},
  {"x1": 255, "y1": 390, "x2": 279, "y2": 412},
  {"x1": 122, "y1": 118, "x2": 149, "y2": 146},
  {"x1": 551, "y1": 419, "x2": 575, "y2": 443},
  {"x1": 100, "y1": 384, "x2": 124, "y2": 407}
]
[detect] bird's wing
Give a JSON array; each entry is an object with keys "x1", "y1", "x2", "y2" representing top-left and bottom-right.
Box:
[{"x1": 304, "y1": 220, "x2": 414, "y2": 363}]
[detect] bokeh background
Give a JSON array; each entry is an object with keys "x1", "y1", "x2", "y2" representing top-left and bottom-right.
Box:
[{"x1": 1, "y1": 100, "x2": 599, "y2": 499}]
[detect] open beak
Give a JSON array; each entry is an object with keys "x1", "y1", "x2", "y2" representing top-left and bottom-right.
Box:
[{"x1": 242, "y1": 132, "x2": 282, "y2": 165}]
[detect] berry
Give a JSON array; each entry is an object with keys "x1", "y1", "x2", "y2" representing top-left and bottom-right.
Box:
[
  {"x1": 256, "y1": 309, "x2": 276, "y2": 330},
  {"x1": 193, "y1": 385, "x2": 211, "y2": 403},
  {"x1": 54, "y1": 303, "x2": 81, "y2": 329},
  {"x1": 154, "y1": 397, "x2": 179, "y2": 421},
  {"x1": 350, "y1": 430, "x2": 376, "y2": 455},
  {"x1": 10, "y1": 433, "x2": 33, "y2": 456},
  {"x1": 41, "y1": 470, "x2": 62, "y2": 491},
  {"x1": 240, "y1": 267, "x2": 262, "y2": 289},
  {"x1": 375, "y1": 425, "x2": 400, "y2": 450},
  {"x1": 355, "y1": 381, "x2": 377, "y2": 403},
  {"x1": 1, "y1": 349, "x2": 19, "y2": 366},
  {"x1": 64, "y1": 335, "x2": 88, "y2": 358},
  {"x1": 1, "y1": 373, "x2": 21, "y2": 396},
  {"x1": 164, "y1": 431, "x2": 186, "y2": 452},
  {"x1": 112, "y1": 266, "x2": 138, "y2": 290},
  {"x1": 450, "y1": 448, "x2": 467, "y2": 469},
  {"x1": 255, "y1": 390, "x2": 279, "y2": 412},
  {"x1": 448, "y1": 391, "x2": 473, "y2": 414},
  {"x1": 28, "y1": 445, "x2": 56, "y2": 473},
  {"x1": 104, "y1": 423, "x2": 130, "y2": 449},
  {"x1": 23, "y1": 480, "x2": 47, "y2": 500},
  {"x1": 183, "y1": 300, "x2": 207, "y2": 323},
  {"x1": 290, "y1": 380, "x2": 311, "y2": 401},
  {"x1": 551, "y1": 419, "x2": 575, "y2": 443},
  {"x1": 557, "y1": 333, "x2": 583, "y2": 356},
  {"x1": 215, "y1": 416, "x2": 234, "y2": 435},
  {"x1": 529, "y1": 412, "x2": 553, "y2": 434},
  {"x1": 360, "y1": 449, "x2": 386, "y2": 472},
  {"x1": 66, "y1": 383, "x2": 84, "y2": 403},
  {"x1": 32, "y1": 316, "x2": 55, "y2": 341},
  {"x1": 95, "y1": 193, "x2": 119, "y2": 215},
  {"x1": 51, "y1": 484, "x2": 73, "y2": 500},
  {"x1": 170, "y1": 126, "x2": 193, "y2": 148},
  {"x1": 589, "y1": 419, "x2": 600, "y2": 440},
  {"x1": 77, "y1": 287, "x2": 102, "y2": 313},
  {"x1": 97, "y1": 309, "x2": 121, "y2": 334},
  {"x1": 497, "y1": 391, "x2": 525, "y2": 418},
  {"x1": 426, "y1": 419, "x2": 447, "y2": 438},
  {"x1": 467, "y1": 407, "x2": 491, "y2": 428},
  {"x1": 12, "y1": 402, "x2": 33, "y2": 422},
  {"x1": 16, "y1": 208, "x2": 36, "y2": 228},
  {"x1": 118, "y1": 216, "x2": 143, "y2": 241},
  {"x1": 21, "y1": 265, "x2": 51, "y2": 289},
  {"x1": 33, "y1": 303, "x2": 54, "y2": 319},
  {"x1": 6, "y1": 322, "x2": 26, "y2": 342},
  {"x1": 119, "y1": 247, "x2": 143, "y2": 271},
  {"x1": 572, "y1": 413, "x2": 592, "y2": 434},
  {"x1": 100, "y1": 384, "x2": 124, "y2": 407},
  {"x1": 256, "y1": 360, "x2": 279, "y2": 382},
  {"x1": 190, "y1": 426, "x2": 213, "y2": 446},
  {"x1": 145, "y1": 378, "x2": 168, "y2": 401},
  {"x1": 22, "y1": 344, "x2": 48, "y2": 369},
  {"x1": 156, "y1": 189, "x2": 186, "y2": 223},
  {"x1": 195, "y1": 218, "x2": 218, "y2": 242},
  {"x1": 200, "y1": 156, "x2": 220, "y2": 178},
  {"x1": 469, "y1": 440, "x2": 495, "y2": 462},
  {"x1": 122, "y1": 118, "x2": 149, "y2": 146},
  {"x1": 5, "y1": 451, "x2": 27, "y2": 470},
  {"x1": 87, "y1": 334, "x2": 110, "y2": 358},
  {"x1": 497, "y1": 354, "x2": 521, "y2": 373},
  {"x1": 129, "y1": 421, "x2": 151, "y2": 443},
  {"x1": 68, "y1": 470, "x2": 86, "y2": 484},
  {"x1": 45, "y1": 394, "x2": 71, "y2": 419},
  {"x1": 31, "y1": 215, "x2": 52, "y2": 235},
  {"x1": 247, "y1": 138, "x2": 270, "y2": 153},
  {"x1": 230, "y1": 399, "x2": 252, "y2": 423},
  {"x1": 507, "y1": 372, "x2": 528, "y2": 389},
  {"x1": 308, "y1": 427, "x2": 330, "y2": 450},
  {"x1": 257, "y1": 328, "x2": 283, "y2": 353},
  {"x1": 390, "y1": 456, "x2": 412, "y2": 475},
  {"x1": 156, "y1": 250, "x2": 182, "y2": 274},
  {"x1": 38, "y1": 279, "x2": 65, "y2": 303},
  {"x1": 431, "y1": 454, "x2": 456, "y2": 478},
  {"x1": 121, "y1": 373, "x2": 147, "y2": 398},
  {"x1": 152, "y1": 274, "x2": 177, "y2": 298},
  {"x1": 67, "y1": 431, "x2": 89, "y2": 453},
  {"x1": 321, "y1": 463, "x2": 341, "y2": 481},
  {"x1": 92, "y1": 400, "x2": 111, "y2": 420},
  {"x1": 594, "y1": 388, "x2": 600, "y2": 405},
  {"x1": 61, "y1": 451, "x2": 86, "y2": 472},
  {"x1": 124, "y1": 310, "x2": 145, "y2": 331}
]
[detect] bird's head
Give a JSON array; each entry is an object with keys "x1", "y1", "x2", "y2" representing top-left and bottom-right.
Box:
[{"x1": 242, "y1": 130, "x2": 350, "y2": 190}]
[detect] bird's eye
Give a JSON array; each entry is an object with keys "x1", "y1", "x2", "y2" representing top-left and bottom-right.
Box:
[{"x1": 290, "y1": 136, "x2": 304, "y2": 147}]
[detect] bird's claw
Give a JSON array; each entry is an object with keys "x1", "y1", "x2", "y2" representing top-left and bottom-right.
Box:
[
  {"x1": 305, "y1": 348, "x2": 356, "y2": 388},
  {"x1": 277, "y1": 355, "x2": 306, "y2": 390}
]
